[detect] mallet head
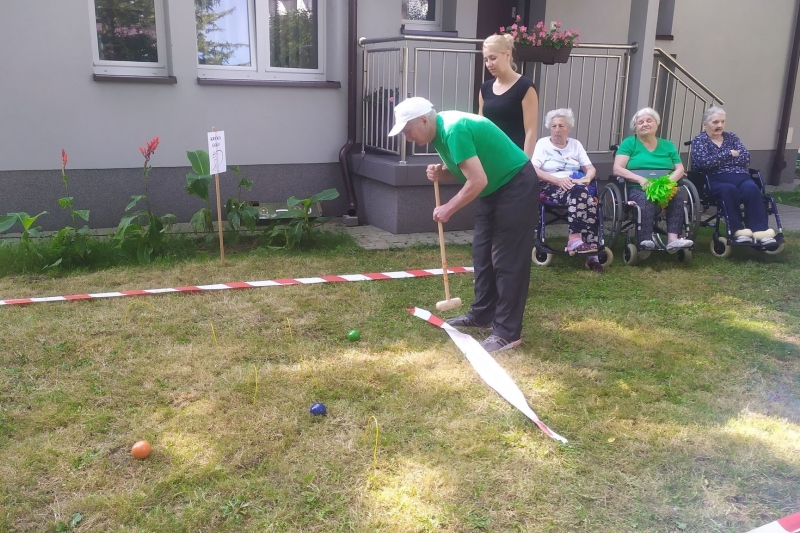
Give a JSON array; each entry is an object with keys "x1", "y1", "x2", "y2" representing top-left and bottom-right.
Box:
[{"x1": 435, "y1": 297, "x2": 462, "y2": 312}]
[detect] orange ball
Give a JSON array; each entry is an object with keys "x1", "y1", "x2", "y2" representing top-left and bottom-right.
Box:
[{"x1": 131, "y1": 440, "x2": 151, "y2": 459}]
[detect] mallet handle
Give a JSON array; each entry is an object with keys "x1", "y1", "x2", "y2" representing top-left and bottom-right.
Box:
[{"x1": 434, "y1": 180, "x2": 451, "y2": 302}]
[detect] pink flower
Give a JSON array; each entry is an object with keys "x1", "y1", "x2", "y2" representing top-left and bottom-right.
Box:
[
  {"x1": 536, "y1": 21, "x2": 544, "y2": 28},
  {"x1": 519, "y1": 25, "x2": 527, "y2": 32},
  {"x1": 61, "y1": 149, "x2": 68, "y2": 168},
  {"x1": 388, "y1": 96, "x2": 394, "y2": 103},
  {"x1": 539, "y1": 30, "x2": 546, "y2": 38},
  {"x1": 516, "y1": 14, "x2": 521, "y2": 20},
  {"x1": 511, "y1": 30, "x2": 517, "y2": 36},
  {"x1": 499, "y1": 26, "x2": 505, "y2": 32},
  {"x1": 536, "y1": 39, "x2": 542, "y2": 46}
]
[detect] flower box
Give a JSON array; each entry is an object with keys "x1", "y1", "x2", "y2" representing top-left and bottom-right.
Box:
[{"x1": 513, "y1": 46, "x2": 573, "y2": 65}]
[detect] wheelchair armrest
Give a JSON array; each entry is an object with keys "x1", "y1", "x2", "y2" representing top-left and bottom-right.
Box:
[{"x1": 748, "y1": 168, "x2": 766, "y2": 193}]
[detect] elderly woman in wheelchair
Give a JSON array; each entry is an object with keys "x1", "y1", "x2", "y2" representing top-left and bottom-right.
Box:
[
  {"x1": 531, "y1": 108, "x2": 610, "y2": 272},
  {"x1": 689, "y1": 106, "x2": 784, "y2": 255},
  {"x1": 606, "y1": 107, "x2": 697, "y2": 265}
]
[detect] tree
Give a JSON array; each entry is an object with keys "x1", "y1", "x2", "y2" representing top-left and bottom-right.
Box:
[
  {"x1": 94, "y1": 0, "x2": 158, "y2": 62},
  {"x1": 196, "y1": 0, "x2": 248, "y2": 66}
]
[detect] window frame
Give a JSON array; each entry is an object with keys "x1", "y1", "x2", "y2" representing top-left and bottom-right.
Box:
[
  {"x1": 88, "y1": 0, "x2": 169, "y2": 77},
  {"x1": 401, "y1": 0, "x2": 443, "y2": 32},
  {"x1": 197, "y1": 0, "x2": 327, "y2": 83}
]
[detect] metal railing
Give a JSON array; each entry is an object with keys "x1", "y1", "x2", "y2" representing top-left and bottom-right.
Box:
[
  {"x1": 359, "y1": 36, "x2": 635, "y2": 161},
  {"x1": 651, "y1": 48, "x2": 725, "y2": 152}
]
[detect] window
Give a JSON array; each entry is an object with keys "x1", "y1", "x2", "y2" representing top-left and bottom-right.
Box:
[
  {"x1": 402, "y1": 0, "x2": 442, "y2": 31},
  {"x1": 89, "y1": 0, "x2": 169, "y2": 76},
  {"x1": 196, "y1": 0, "x2": 324, "y2": 81}
]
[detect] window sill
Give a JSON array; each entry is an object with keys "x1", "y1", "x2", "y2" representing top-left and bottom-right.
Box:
[
  {"x1": 93, "y1": 74, "x2": 177, "y2": 84},
  {"x1": 400, "y1": 26, "x2": 457, "y2": 38},
  {"x1": 196, "y1": 78, "x2": 341, "y2": 88}
]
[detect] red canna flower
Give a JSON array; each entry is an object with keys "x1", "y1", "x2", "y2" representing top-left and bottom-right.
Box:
[
  {"x1": 61, "y1": 149, "x2": 68, "y2": 168},
  {"x1": 139, "y1": 136, "x2": 160, "y2": 165}
]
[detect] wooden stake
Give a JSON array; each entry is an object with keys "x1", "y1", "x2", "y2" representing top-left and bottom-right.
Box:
[{"x1": 212, "y1": 126, "x2": 226, "y2": 264}]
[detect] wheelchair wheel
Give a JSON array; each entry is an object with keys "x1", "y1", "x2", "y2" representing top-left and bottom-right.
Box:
[
  {"x1": 623, "y1": 243, "x2": 639, "y2": 266},
  {"x1": 532, "y1": 248, "x2": 553, "y2": 266},
  {"x1": 676, "y1": 249, "x2": 692, "y2": 264},
  {"x1": 763, "y1": 242, "x2": 786, "y2": 255},
  {"x1": 681, "y1": 179, "x2": 702, "y2": 241},
  {"x1": 710, "y1": 236, "x2": 733, "y2": 258},
  {"x1": 599, "y1": 183, "x2": 623, "y2": 249},
  {"x1": 598, "y1": 247, "x2": 614, "y2": 267}
]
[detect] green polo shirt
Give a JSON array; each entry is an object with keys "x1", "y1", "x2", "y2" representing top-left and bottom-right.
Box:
[
  {"x1": 617, "y1": 135, "x2": 681, "y2": 189},
  {"x1": 432, "y1": 111, "x2": 530, "y2": 197}
]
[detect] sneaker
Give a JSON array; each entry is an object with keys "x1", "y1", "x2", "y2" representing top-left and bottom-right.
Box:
[
  {"x1": 666, "y1": 238, "x2": 693, "y2": 251},
  {"x1": 585, "y1": 259, "x2": 605, "y2": 273},
  {"x1": 759, "y1": 237, "x2": 777, "y2": 246},
  {"x1": 480, "y1": 335, "x2": 521, "y2": 354},
  {"x1": 445, "y1": 315, "x2": 492, "y2": 330},
  {"x1": 734, "y1": 234, "x2": 753, "y2": 243},
  {"x1": 639, "y1": 240, "x2": 655, "y2": 250}
]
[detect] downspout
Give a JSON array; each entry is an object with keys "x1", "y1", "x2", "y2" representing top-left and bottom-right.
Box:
[
  {"x1": 337, "y1": 0, "x2": 359, "y2": 220},
  {"x1": 770, "y1": 0, "x2": 800, "y2": 185}
]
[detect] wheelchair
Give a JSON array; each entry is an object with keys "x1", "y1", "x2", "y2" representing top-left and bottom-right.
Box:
[
  {"x1": 600, "y1": 165, "x2": 701, "y2": 266},
  {"x1": 532, "y1": 178, "x2": 614, "y2": 268},
  {"x1": 683, "y1": 162, "x2": 785, "y2": 257}
]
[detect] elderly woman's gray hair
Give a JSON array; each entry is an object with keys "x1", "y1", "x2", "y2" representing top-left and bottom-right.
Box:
[
  {"x1": 630, "y1": 107, "x2": 661, "y2": 130},
  {"x1": 702, "y1": 106, "x2": 726, "y2": 124},
  {"x1": 544, "y1": 108, "x2": 575, "y2": 128}
]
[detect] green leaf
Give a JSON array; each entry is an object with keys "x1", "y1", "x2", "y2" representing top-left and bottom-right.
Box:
[
  {"x1": 286, "y1": 196, "x2": 302, "y2": 208},
  {"x1": 137, "y1": 242, "x2": 153, "y2": 264},
  {"x1": 190, "y1": 209, "x2": 212, "y2": 233},
  {"x1": 116, "y1": 214, "x2": 138, "y2": 236},
  {"x1": 126, "y1": 195, "x2": 145, "y2": 212},
  {"x1": 59, "y1": 197, "x2": 74, "y2": 210},
  {"x1": 44, "y1": 258, "x2": 63, "y2": 269},
  {"x1": 239, "y1": 177, "x2": 253, "y2": 191},
  {"x1": 161, "y1": 213, "x2": 177, "y2": 231},
  {"x1": 228, "y1": 211, "x2": 241, "y2": 231},
  {"x1": 676, "y1": 522, "x2": 687, "y2": 530},
  {"x1": 0, "y1": 215, "x2": 16, "y2": 233},
  {"x1": 74, "y1": 209, "x2": 90, "y2": 222},
  {"x1": 309, "y1": 188, "x2": 340, "y2": 204},
  {"x1": 70, "y1": 513, "x2": 83, "y2": 528},
  {"x1": 187, "y1": 150, "x2": 211, "y2": 176},
  {"x1": 186, "y1": 173, "x2": 212, "y2": 200}
]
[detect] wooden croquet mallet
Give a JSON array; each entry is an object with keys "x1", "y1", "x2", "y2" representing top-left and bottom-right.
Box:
[{"x1": 433, "y1": 180, "x2": 462, "y2": 312}]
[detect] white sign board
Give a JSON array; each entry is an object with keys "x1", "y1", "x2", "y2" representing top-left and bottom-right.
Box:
[{"x1": 207, "y1": 131, "x2": 226, "y2": 174}]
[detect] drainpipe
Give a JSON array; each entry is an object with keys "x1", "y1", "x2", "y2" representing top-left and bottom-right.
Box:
[
  {"x1": 337, "y1": 0, "x2": 359, "y2": 223},
  {"x1": 770, "y1": 1, "x2": 800, "y2": 185}
]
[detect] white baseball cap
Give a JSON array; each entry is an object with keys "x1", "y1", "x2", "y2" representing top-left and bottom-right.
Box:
[{"x1": 388, "y1": 97, "x2": 434, "y2": 136}]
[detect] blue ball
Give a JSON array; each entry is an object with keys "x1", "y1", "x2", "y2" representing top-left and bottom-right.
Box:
[{"x1": 310, "y1": 402, "x2": 327, "y2": 416}]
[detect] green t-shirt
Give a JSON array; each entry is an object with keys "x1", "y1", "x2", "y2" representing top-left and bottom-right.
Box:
[
  {"x1": 432, "y1": 111, "x2": 530, "y2": 197},
  {"x1": 617, "y1": 135, "x2": 681, "y2": 189}
]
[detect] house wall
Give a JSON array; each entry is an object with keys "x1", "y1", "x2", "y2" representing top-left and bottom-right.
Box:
[
  {"x1": 543, "y1": 0, "x2": 631, "y2": 45},
  {"x1": 0, "y1": 0, "x2": 356, "y2": 229}
]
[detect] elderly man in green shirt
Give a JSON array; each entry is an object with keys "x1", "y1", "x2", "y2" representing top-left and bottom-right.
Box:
[{"x1": 389, "y1": 97, "x2": 539, "y2": 353}]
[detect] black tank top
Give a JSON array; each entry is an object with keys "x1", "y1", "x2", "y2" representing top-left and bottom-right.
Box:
[{"x1": 480, "y1": 75, "x2": 537, "y2": 150}]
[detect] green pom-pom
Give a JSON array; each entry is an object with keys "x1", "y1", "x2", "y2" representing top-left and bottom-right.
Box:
[{"x1": 644, "y1": 175, "x2": 677, "y2": 208}]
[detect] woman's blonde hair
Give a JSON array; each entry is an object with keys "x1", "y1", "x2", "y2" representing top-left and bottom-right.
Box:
[{"x1": 483, "y1": 34, "x2": 517, "y2": 72}]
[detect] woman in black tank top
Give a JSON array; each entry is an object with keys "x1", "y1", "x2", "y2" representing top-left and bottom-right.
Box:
[{"x1": 479, "y1": 34, "x2": 539, "y2": 157}]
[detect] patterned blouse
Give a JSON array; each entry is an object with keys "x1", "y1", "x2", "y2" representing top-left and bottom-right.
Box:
[{"x1": 690, "y1": 131, "x2": 750, "y2": 176}]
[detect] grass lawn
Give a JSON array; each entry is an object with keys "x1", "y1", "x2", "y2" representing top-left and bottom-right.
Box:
[
  {"x1": 1, "y1": 229, "x2": 799, "y2": 532},
  {"x1": 771, "y1": 190, "x2": 800, "y2": 208}
]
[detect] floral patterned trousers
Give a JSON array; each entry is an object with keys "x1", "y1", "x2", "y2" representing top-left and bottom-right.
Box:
[{"x1": 540, "y1": 183, "x2": 598, "y2": 243}]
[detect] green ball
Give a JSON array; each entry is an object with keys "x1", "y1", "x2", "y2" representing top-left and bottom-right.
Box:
[{"x1": 347, "y1": 329, "x2": 361, "y2": 342}]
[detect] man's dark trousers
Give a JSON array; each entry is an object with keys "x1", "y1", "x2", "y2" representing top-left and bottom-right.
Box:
[{"x1": 467, "y1": 161, "x2": 539, "y2": 341}]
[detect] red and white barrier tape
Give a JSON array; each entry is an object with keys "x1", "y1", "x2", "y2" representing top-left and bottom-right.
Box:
[
  {"x1": 746, "y1": 512, "x2": 800, "y2": 533},
  {"x1": 407, "y1": 307, "x2": 567, "y2": 443},
  {"x1": 0, "y1": 267, "x2": 474, "y2": 307}
]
